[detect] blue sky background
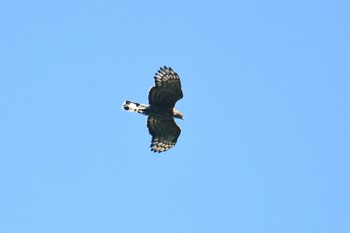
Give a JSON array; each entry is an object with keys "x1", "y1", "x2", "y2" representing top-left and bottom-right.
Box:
[{"x1": 1, "y1": 0, "x2": 349, "y2": 232}]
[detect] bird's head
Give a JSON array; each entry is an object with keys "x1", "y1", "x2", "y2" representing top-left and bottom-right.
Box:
[{"x1": 173, "y1": 108, "x2": 184, "y2": 120}]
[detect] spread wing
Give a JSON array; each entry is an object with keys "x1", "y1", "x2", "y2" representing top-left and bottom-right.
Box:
[
  {"x1": 147, "y1": 116, "x2": 181, "y2": 153},
  {"x1": 148, "y1": 66, "x2": 183, "y2": 110}
]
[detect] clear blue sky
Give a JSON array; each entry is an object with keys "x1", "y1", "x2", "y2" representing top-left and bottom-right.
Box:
[{"x1": 1, "y1": 0, "x2": 349, "y2": 232}]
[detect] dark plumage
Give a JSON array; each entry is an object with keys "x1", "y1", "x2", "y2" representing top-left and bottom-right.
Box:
[{"x1": 122, "y1": 66, "x2": 184, "y2": 153}]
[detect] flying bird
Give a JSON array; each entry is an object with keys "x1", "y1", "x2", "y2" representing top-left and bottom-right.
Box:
[{"x1": 122, "y1": 66, "x2": 184, "y2": 153}]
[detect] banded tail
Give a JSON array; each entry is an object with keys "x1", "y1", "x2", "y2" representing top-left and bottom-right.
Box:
[{"x1": 122, "y1": 101, "x2": 149, "y2": 114}]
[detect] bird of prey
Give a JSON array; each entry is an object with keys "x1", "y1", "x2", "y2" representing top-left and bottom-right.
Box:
[{"x1": 122, "y1": 66, "x2": 184, "y2": 153}]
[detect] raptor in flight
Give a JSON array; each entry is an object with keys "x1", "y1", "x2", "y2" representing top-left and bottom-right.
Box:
[{"x1": 122, "y1": 66, "x2": 184, "y2": 153}]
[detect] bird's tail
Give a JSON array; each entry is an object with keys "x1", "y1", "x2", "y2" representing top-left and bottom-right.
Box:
[{"x1": 122, "y1": 101, "x2": 148, "y2": 114}]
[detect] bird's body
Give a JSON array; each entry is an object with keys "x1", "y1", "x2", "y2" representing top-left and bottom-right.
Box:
[
  {"x1": 123, "y1": 100, "x2": 183, "y2": 119},
  {"x1": 122, "y1": 66, "x2": 184, "y2": 153}
]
